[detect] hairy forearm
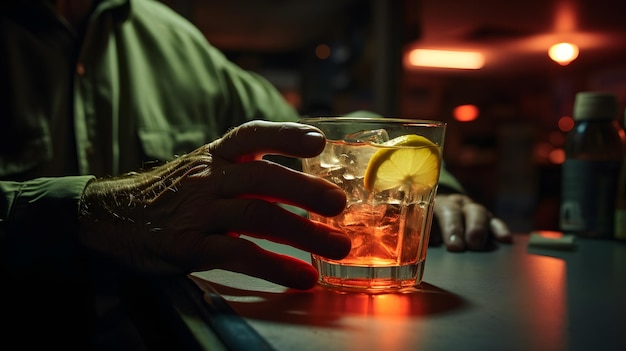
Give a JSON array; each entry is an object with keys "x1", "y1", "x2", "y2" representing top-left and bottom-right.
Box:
[
  {"x1": 76, "y1": 148, "x2": 213, "y2": 267},
  {"x1": 79, "y1": 159, "x2": 191, "y2": 223},
  {"x1": 77, "y1": 170, "x2": 169, "y2": 251}
]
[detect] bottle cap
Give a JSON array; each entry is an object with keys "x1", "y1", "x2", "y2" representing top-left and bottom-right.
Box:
[{"x1": 573, "y1": 92, "x2": 617, "y2": 121}]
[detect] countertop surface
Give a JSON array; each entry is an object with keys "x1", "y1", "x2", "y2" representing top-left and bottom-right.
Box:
[{"x1": 188, "y1": 232, "x2": 626, "y2": 351}]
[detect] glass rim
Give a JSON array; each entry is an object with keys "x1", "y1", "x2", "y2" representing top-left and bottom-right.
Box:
[{"x1": 298, "y1": 116, "x2": 446, "y2": 127}]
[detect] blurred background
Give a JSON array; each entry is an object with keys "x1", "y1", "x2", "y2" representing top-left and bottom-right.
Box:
[{"x1": 159, "y1": 0, "x2": 626, "y2": 233}]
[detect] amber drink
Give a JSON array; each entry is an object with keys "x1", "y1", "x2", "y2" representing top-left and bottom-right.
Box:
[{"x1": 300, "y1": 117, "x2": 445, "y2": 292}]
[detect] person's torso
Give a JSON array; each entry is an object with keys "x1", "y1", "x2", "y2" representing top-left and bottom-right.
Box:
[{"x1": 0, "y1": 0, "x2": 298, "y2": 180}]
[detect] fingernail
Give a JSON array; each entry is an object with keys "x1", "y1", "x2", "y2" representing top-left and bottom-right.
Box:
[
  {"x1": 301, "y1": 131, "x2": 325, "y2": 150},
  {"x1": 447, "y1": 234, "x2": 465, "y2": 252}
]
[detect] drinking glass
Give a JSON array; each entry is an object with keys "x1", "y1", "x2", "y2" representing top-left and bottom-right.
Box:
[{"x1": 299, "y1": 117, "x2": 446, "y2": 292}]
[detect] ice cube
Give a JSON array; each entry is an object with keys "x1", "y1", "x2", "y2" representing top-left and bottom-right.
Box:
[
  {"x1": 341, "y1": 203, "x2": 387, "y2": 227},
  {"x1": 329, "y1": 144, "x2": 363, "y2": 181},
  {"x1": 344, "y1": 129, "x2": 389, "y2": 144},
  {"x1": 319, "y1": 143, "x2": 342, "y2": 169}
]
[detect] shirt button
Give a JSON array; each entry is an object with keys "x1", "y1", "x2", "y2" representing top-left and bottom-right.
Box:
[{"x1": 76, "y1": 63, "x2": 85, "y2": 76}]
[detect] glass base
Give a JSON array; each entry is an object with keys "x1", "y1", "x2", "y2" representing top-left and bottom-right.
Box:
[{"x1": 313, "y1": 258, "x2": 426, "y2": 293}]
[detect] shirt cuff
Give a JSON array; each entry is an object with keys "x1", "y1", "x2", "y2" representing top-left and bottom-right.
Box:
[{"x1": 2, "y1": 176, "x2": 95, "y2": 278}]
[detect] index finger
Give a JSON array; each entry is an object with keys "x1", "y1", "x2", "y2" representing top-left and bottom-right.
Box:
[{"x1": 210, "y1": 120, "x2": 326, "y2": 162}]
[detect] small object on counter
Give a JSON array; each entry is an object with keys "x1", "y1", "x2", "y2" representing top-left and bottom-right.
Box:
[{"x1": 528, "y1": 231, "x2": 577, "y2": 251}]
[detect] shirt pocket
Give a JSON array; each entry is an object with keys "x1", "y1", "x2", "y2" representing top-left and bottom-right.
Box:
[{"x1": 137, "y1": 127, "x2": 208, "y2": 161}]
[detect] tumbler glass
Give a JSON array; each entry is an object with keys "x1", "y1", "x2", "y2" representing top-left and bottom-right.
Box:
[{"x1": 299, "y1": 117, "x2": 446, "y2": 292}]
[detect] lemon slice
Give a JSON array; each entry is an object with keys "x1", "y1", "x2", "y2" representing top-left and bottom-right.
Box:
[{"x1": 364, "y1": 134, "x2": 441, "y2": 192}]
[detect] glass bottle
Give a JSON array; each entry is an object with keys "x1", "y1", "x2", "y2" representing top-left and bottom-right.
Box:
[
  {"x1": 560, "y1": 92, "x2": 624, "y2": 239},
  {"x1": 615, "y1": 110, "x2": 626, "y2": 240}
]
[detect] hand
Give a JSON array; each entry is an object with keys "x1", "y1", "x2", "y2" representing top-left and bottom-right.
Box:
[
  {"x1": 431, "y1": 193, "x2": 512, "y2": 251},
  {"x1": 78, "y1": 121, "x2": 351, "y2": 289}
]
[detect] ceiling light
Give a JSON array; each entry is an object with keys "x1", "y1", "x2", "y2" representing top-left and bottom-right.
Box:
[
  {"x1": 548, "y1": 42, "x2": 579, "y2": 65},
  {"x1": 407, "y1": 49, "x2": 485, "y2": 70}
]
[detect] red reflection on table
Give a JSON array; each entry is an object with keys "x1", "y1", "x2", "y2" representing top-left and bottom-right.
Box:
[
  {"x1": 523, "y1": 249, "x2": 567, "y2": 350},
  {"x1": 191, "y1": 272, "x2": 466, "y2": 350}
]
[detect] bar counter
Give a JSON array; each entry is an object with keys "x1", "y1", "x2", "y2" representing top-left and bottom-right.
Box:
[{"x1": 158, "y1": 232, "x2": 626, "y2": 351}]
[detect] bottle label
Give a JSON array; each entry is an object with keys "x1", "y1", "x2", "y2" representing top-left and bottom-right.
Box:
[{"x1": 560, "y1": 159, "x2": 621, "y2": 238}]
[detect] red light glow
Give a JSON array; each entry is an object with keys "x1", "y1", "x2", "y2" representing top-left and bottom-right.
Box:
[
  {"x1": 453, "y1": 104, "x2": 479, "y2": 122},
  {"x1": 522, "y1": 242, "x2": 567, "y2": 350},
  {"x1": 315, "y1": 44, "x2": 331, "y2": 59},
  {"x1": 558, "y1": 116, "x2": 575, "y2": 132},
  {"x1": 550, "y1": 148, "x2": 566, "y2": 164},
  {"x1": 281, "y1": 90, "x2": 302, "y2": 109}
]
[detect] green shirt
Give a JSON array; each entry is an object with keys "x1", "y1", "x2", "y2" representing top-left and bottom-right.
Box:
[
  {"x1": 0, "y1": 0, "x2": 300, "y2": 272},
  {"x1": 0, "y1": 0, "x2": 463, "y2": 275}
]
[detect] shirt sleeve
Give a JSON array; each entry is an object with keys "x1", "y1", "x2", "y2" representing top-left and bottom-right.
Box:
[
  {"x1": 0, "y1": 176, "x2": 94, "y2": 278},
  {"x1": 119, "y1": 0, "x2": 301, "y2": 141},
  {"x1": 437, "y1": 161, "x2": 466, "y2": 194}
]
